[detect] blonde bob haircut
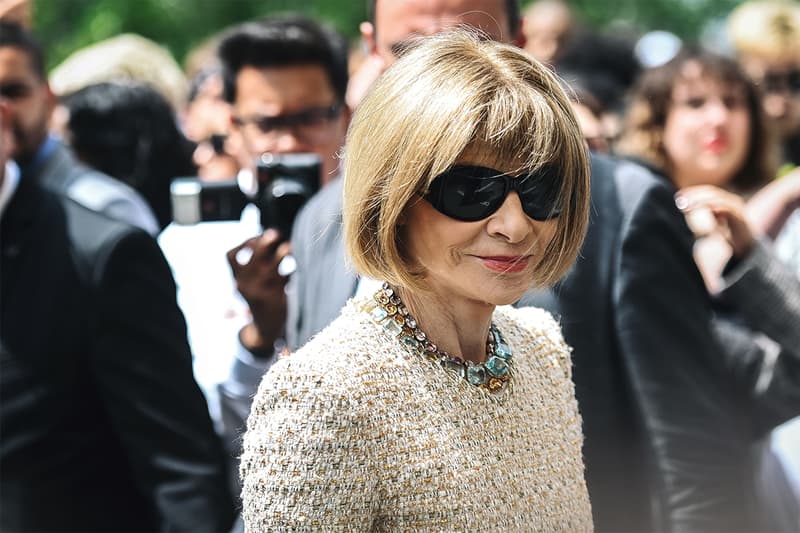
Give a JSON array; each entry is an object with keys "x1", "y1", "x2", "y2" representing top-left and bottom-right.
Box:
[{"x1": 343, "y1": 29, "x2": 590, "y2": 292}]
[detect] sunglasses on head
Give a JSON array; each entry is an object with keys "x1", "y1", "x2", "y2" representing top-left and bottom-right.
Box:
[
  {"x1": 422, "y1": 164, "x2": 563, "y2": 222},
  {"x1": 761, "y1": 69, "x2": 800, "y2": 95}
]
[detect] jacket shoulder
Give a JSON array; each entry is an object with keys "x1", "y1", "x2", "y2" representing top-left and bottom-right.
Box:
[
  {"x1": 590, "y1": 153, "x2": 674, "y2": 213},
  {"x1": 291, "y1": 176, "x2": 343, "y2": 240},
  {"x1": 61, "y1": 196, "x2": 150, "y2": 284},
  {"x1": 38, "y1": 143, "x2": 158, "y2": 234}
]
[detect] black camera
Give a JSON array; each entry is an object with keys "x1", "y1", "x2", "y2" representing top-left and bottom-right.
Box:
[{"x1": 171, "y1": 153, "x2": 321, "y2": 238}]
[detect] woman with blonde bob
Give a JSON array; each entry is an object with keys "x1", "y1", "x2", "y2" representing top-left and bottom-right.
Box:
[{"x1": 240, "y1": 30, "x2": 592, "y2": 531}]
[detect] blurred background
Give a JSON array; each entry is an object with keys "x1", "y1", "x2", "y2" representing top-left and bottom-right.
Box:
[{"x1": 27, "y1": 0, "x2": 741, "y2": 71}]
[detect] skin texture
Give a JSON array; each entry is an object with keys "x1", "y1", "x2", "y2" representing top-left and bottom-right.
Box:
[
  {"x1": 0, "y1": 46, "x2": 53, "y2": 162},
  {"x1": 663, "y1": 63, "x2": 751, "y2": 190},
  {"x1": 347, "y1": 0, "x2": 522, "y2": 109},
  {"x1": 521, "y1": 0, "x2": 574, "y2": 65},
  {"x1": 400, "y1": 145, "x2": 557, "y2": 364},
  {"x1": 570, "y1": 101, "x2": 609, "y2": 153},
  {"x1": 228, "y1": 64, "x2": 349, "y2": 184},
  {"x1": 183, "y1": 72, "x2": 240, "y2": 182}
]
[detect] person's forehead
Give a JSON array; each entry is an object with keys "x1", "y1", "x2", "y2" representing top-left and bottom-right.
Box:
[
  {"x1": 234, "y1": 64, "x2": 337, "y2": 112},
  {"x1": 456, "y1": 141, "x2": 525, "y2": 175},
  {"x1": 0, "y1": 46, "x2": 40, "y2": 82},
  {"x1": 740, "y1": 53, "x2": 800, "y2": 79},
  {"x1": 672, "y1": 69, "x2": 745, "y2": 98},
  {"x1": 375, "y1": 0, "x2": 510, "y2": 43}
]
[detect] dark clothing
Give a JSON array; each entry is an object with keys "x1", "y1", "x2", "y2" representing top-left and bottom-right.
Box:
[
  {"x1": 0, "y1": 174, "x2": 235, "y2": 531},
  {"x1": 520, "y1": 154, "x2": 756, "y2": 532},
  {"x1": 25, "y1": 138, "x2": 159, "y2": 235}
]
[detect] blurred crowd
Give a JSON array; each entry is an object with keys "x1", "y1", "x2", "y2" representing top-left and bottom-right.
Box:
[{"x1": 1, "y1": 0, "x2": 799, "y2": 531}]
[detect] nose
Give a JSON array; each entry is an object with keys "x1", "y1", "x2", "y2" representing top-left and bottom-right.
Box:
[
  {"x1": 486, "y1": 192, "x2": 533, "y2": 244},
  {"x1": 764, "y1": 93, "x2": 790, "y2": 120},
  {"x1": 706, "y1": 99, "x2": 731, "y2": 125},
  {"x1": 273, "y1": 127, "x2": 306, "y2": 152},
  {"x1": 253, "y1": 127, "x2": 306, "y2": 155}
]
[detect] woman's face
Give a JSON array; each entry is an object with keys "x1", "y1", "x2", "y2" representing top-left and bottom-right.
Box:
[
  {"x1": 662, "y1": 62, "x2": 751, "y2": 189},
  {"x1": 402, "y1": 146, "x2": 559, "y2": 308}
]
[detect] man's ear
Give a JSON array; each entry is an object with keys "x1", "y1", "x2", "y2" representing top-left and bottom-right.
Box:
[
  {"x1": 225, "y1": 112, "x2": 250, "y2": 170},
  {"x1": 360, "y1": 21, "x2": 377, "y2": 55},
  {"x1": 43, "y1": 82, "x2": 57, "y2": 115}
]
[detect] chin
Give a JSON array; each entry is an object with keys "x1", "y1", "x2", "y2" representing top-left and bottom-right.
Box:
[{"x1": 477, "y1": 278, "x2": 533, "y2": 306}]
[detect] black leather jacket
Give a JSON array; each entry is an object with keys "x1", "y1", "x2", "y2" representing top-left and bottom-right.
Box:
[{"x1": 520, "y1": 154, "x2": 756, "y2": 532}]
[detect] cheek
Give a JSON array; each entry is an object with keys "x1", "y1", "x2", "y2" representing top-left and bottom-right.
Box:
[
  {"x1": 730, "y1": 112, "x2": 751, "y2": 149},
  {"x1": 534, "y1": 221, "x2": 558, "y2": 255},
  {"x1": 663, "y1": 110, "x2": 701, "y2": 160}
]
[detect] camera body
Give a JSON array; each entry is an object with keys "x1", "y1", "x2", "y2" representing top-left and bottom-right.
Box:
[{"x1": 171, "y1": 153, "x2": 321, "y2": 238}]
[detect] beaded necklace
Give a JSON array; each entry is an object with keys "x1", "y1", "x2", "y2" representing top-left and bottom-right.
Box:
[{"x1": 361, "y1": 283, "x2": 513, "y2": 392}]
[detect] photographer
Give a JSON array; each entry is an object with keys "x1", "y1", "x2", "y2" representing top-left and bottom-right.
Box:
[{"x1": 214, "y1": 14, "x2": 350, "y2": 492}]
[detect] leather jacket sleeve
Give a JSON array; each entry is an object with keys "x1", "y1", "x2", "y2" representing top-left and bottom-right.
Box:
[{"x1": 614, "y1": 179, "x2": 756, "y2": 532}]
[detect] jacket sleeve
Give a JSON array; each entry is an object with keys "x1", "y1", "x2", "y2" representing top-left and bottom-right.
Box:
[
  {"x1": 89, "y1": 229, "x2": 235, "y2": 532},
  {"x1": 614, "y1": 180, "x2": 755, "y2": 532},
  {"x1": 718, "y1": 239, "x2": 800, "y2": 351},
  {"x1": 715, "y1": 240, "x2": 800, "y2": 430}
]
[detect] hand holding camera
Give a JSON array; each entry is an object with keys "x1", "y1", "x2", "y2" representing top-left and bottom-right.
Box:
[
  {"x1": 227, "y1": 229, "x2": 291, "y2": 354},
  {"x1": 172, "y1": 153, "x2": 321, "y2": 356}
]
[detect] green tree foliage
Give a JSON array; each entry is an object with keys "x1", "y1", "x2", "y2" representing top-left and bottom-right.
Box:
[
  {"x1": 34, "y1": 0, "x2": 367, "y2": 72},
  {"x1": 33, "y1": 0, "x2": 741, "y2": 73},
  {"x1": 570, "y1": 0, "x2": 742, "y2": 45}
]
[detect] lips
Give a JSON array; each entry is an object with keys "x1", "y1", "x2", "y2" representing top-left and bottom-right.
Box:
[
  {"x1": 703, "y1": 136, "x2": 729, "y2": 154},
  {"x1": 479, "y1": 256, "x2": 530, "y2": 273}
]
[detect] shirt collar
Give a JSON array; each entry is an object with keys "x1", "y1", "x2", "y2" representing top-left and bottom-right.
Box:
[
  {"x1": 0, "y1": 160, "x2": 21, "y2": 219},
  {"x1": 19, "y1": 135, "x2": 58, "y2": 179}
]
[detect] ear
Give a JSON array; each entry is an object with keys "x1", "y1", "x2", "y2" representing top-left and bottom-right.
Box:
[
  {"x1": 225, "y1": 113, "x2": 251, "y2": 170},
  {"x1": 43, "y1": 82, "x2": 57, "y2": 115},
  {"x1": 360, "y1": 21, "x2": 378, "y2": 56}
]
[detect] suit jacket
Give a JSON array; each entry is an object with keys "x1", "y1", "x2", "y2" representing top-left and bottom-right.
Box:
[
  {"x1": 520, "y1": 154, "x2": 756, "y2": 532},
  {"x1": 30, "y1": 139, "x2": 159, "y2": 235},
  {"x1": 286, "y1": 176, "x2": 356, "y2": 350},
  {"x1": 0, "y1": 174, "x2": 235, "y2": 531}
]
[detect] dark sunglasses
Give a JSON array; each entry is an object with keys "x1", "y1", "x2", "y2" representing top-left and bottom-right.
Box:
[
  {"x1": 423, "y1": 164, "x2": 562, "y2": 222},
  {"x1": 199, "y1": 133, "x2": 227, "y2": 155},
  {"x1": 233, "y1": 103, "x2": 343, "y2": 134},
  {"x1": 0, "y1": 81, "x2": 33, "y2": 100},
  {"x1": 761, "y1": 69, "x2": 800, "y2": 95}
]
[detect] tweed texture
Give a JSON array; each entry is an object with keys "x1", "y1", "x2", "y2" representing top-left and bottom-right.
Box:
[{"x1": 240, "y1": 299, "x2": 592, "y2": 532}]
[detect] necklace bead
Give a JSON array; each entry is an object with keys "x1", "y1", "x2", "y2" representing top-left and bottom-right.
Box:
[{"x1": 362, "y1": 283, "x2": 513, "y2": 392}]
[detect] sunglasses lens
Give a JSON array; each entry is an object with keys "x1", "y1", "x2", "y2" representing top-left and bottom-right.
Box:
[
  {"x1": 438, "y1": 167, "x2": 505, "y2": 221},
  {"x1": 518, "y1": 167, "x2": 561, "y2": 220},
  {"x1": 426, "y1": 165, "x2": 562, "y2": 221}
]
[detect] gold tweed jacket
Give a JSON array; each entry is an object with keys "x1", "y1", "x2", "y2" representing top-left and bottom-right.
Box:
[{"x1": 240, "y1": 299, "x2": 593, "y2": 532}]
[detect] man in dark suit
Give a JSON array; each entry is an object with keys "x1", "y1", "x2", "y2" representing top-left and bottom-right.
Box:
[
  {"x1": 228, "y1": 2, "x2": 757, "y2": 531},
  {"x1": 0, "y1": 21, "x2": 158, "y2": 234},
  {"x1": 0, "y1": 98, "x2": 235, "y2": 530}
]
